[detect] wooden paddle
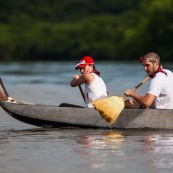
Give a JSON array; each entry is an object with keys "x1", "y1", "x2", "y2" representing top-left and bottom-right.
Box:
[
  {"x1": 92, "y1": 76, "x2": 150, "y2": 124},
  {"x1": 125, "y1": 76, "x2": 150, "y2": 97},
  {"x1": 78, "y1": 85, "x2": 85, "y2": 102}
]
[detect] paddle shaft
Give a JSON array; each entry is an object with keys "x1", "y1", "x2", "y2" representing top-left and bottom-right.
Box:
[
  {"x1": 78, "y1": 85, "x2": 85, "y2": 102},
  {"x1": 132, "y1": 76, "x2": 150, "y2": 91},
  {"x1": 124, "y1": 76, "x2": 150, "y2": 98}
]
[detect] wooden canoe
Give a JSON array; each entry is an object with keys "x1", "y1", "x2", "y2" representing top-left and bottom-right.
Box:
[{"x1": 0, "y1": 78, "x2": 173, "y2": 129}]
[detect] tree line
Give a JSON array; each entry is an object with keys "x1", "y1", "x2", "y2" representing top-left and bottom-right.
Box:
[{"x1": 0, "y1": 0, "x2": 173, "y2": 62}]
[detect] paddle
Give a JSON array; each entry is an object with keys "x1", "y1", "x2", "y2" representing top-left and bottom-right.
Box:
[
  {"x1": 125, "y1": 76, "x2": 150, "y2": 97},
  {"x1": 92, "y1": 76, "x2": 150, "y2": 124},
  {"x1": 78, "y1": 85, "x2": 85, "y2": 102}
]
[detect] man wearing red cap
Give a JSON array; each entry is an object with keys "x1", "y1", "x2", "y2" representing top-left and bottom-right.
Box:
[
  {"x1": 124, "y1": 52, "x2": 173, "y2": 109},
  {"x1": 70, "y1": 56, "x2": 108, "y2": 108}
]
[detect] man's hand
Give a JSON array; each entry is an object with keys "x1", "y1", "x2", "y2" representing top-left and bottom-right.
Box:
[
  {"x1": 124, "y1": 89, "x2": 134, "y2": 97},
  {"x1": 72, "y1": 75, "x2": 80, "y2": 80}
]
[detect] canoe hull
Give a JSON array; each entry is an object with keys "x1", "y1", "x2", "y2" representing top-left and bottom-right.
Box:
[{"x1": 1, "y1": 101, "x2": 173, "y2": 129}]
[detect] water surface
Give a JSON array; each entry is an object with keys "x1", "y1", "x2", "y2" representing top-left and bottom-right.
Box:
[{"x1": 0, "y1": 61, "x2": 173, "y2": 173}]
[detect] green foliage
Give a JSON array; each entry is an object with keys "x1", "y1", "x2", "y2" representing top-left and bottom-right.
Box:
[
  {"x1": 134, "y1": 0, "x2": 173, "y2": 61},
  {"x1": 0, "y1": 0, "x2": 173, "y2": 62}
]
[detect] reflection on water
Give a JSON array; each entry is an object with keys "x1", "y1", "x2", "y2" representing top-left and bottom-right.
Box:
[
  {"x1": 0, "y1": 127, "x2": 173, "y2": 173},
  {"x1": 75, "y1": 131, "x2": 124, "y2": 153},
  {"x1": 141, "y1": 133, "x2": 173, "y2": 171}
]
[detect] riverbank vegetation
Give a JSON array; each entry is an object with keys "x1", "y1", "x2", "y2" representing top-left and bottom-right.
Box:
[{"x1": 0, "y1": 0, "x2": 173, "y2": 61}]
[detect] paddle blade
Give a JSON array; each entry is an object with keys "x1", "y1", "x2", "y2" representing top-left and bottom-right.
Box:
[{"x1": 92, "y1": 96, "x2": 125, "y2": 124}]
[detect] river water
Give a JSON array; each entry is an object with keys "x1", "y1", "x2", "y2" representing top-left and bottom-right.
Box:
[{"x1": 0, "y1": 61, "x2": 173, "y2": 173}]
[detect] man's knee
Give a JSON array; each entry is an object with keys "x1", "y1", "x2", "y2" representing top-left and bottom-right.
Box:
[
  {"x1": 125, "y1": 99, "x2": 140, "y2": 109},
  {"x1": 125, "y1": 99, "x2": 133, "y2": 108}
]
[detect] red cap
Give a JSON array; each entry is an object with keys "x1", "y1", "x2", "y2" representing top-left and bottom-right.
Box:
[{"x1": 75, "y1": 56, "x2": 94, "y2": 70}]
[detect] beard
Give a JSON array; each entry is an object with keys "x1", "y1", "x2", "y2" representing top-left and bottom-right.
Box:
[{"x1": 146, "y1": 67, "x2": 155, "y2": 76}]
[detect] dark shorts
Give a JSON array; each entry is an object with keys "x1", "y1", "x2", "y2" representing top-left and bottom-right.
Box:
[{"x1": 139, "y1": 105, "x2": 146, "y2": 109}]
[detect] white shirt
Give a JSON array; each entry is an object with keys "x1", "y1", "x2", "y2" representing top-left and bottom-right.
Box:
[
  {"x1": 147, "y1": 69, "x2": 173, "y2": 109},
  {"x1": 85, "y1": 73, "x2": 108, "y2": 108}
]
